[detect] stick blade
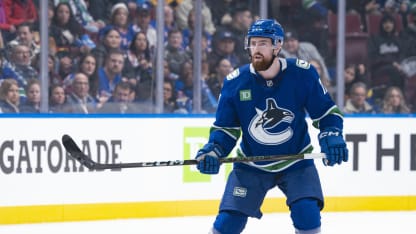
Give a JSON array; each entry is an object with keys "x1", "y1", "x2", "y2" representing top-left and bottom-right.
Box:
[{"x1": 61, "y1": 134, "x2": 96, "y2": 169}]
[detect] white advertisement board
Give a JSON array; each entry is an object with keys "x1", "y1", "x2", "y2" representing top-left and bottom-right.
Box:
[{"x1": 0, "y1": 116, "x2": 415, "y2": 223}]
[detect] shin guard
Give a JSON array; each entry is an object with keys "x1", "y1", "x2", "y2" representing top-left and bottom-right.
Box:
[{"x1": 213, "y1": 210, "x2": 248, "y2": 234}]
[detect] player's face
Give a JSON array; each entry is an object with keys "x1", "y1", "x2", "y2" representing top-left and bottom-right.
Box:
[{"x1": 249, "y1": 37, "x2": 275, "y2": 71}]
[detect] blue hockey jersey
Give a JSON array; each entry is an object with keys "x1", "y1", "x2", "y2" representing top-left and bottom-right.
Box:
[{"x1": 208, "y1": 58, "x2": 344, "y2": 172}]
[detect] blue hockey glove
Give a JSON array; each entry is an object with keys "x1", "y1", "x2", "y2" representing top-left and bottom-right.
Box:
[
  {"x1": 195, "y1": 143, "x2": 225, "y2": 174},
  {"x1": 318, "y1": 127, "x2": 348, "y2": 166}
]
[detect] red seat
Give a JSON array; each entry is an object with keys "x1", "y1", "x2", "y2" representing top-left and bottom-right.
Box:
[
  {"x1": 327, "y1": 33, "x2": 369, "y2": 69},
  {"x1": 345, "y1": 33, "x2": 369, "y2": 65},
  {"x1": 365, "y1": 13, "x2": 403, "y2": 36},
  {"x1": 327, "y1": 11, "x2": 368, "y2": 64},
  {"x1": 328, "y1": 11, "x2": 364, "y2": 36}
]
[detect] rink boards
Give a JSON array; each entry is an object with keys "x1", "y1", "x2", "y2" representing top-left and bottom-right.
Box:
[{"x1": 0, "y1": 115, "x2": 415, "y2": 224}]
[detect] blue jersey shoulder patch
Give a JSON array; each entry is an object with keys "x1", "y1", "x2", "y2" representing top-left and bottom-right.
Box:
[
  {"x1": 226, "y1": 68, "x2": 240, "y2": 80},
  {"x1": 295, "y1": 59, "x2": 310, "y2": 69}
]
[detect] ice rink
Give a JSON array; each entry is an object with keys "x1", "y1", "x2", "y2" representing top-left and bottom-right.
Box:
[{"x1": 0, "y1": 211, "x2": 415, "y2": 234}]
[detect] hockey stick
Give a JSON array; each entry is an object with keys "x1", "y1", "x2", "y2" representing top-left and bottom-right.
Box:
[{"x1": 62, "y1": 134, "x2": 326, "y2": 170}]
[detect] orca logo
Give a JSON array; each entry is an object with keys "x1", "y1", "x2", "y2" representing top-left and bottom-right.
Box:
[{"x1": 248, "y1": 98, "x2": 294, "y2": 145}]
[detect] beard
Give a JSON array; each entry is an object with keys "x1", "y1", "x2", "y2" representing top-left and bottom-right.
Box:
[{"x1": 251, "y1": 53, "x2": 274, "y2": 71}]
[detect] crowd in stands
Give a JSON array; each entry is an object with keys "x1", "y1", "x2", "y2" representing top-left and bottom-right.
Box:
[{"x1": 0, "y1": 0, "x2": 415, "y2": 114}]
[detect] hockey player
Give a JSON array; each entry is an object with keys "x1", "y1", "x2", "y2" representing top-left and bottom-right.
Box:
[{"x1": 195, "y1": 19, "x2": 348, "y2": 234}]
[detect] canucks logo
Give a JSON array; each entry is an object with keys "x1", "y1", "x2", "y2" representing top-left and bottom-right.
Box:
[
  {"x1": 296, "y1": 59, "x2": 310, "y2": 69},
  {"x1": 248, "y1": 98, "x2": 294, "y2": 145}
]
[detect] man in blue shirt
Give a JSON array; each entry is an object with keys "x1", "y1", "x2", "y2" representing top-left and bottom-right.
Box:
[{"x1": 97, "y1": 50, "x2": 124, "y2": 105}]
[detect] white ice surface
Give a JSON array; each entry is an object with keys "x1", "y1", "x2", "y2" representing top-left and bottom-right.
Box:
[{"x1": 0, "y1": 211, "x2": 415, "y2": 234}]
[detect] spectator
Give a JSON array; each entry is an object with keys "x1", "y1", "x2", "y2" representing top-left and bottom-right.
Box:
[
  {"x1": 92, "y1": 27, "x2": 123, "y2": 68},
  {"x1": 364, "y1": 0, "x2": 382, "y2": 15},
  {"x1": 344, "y1": 64, "x2": 358, "y2": 101},
  {"x1": 344, "y1": 82, "x2": 376, "y2": 114},
  {"x1": 97, "y1": 81, "x2": 143, "y2": 113},
  {"x1": 299, "y1": 1, "x2": 331, "y2": 61},
  {"x1": 301, "y1": 0, "x2": 333, "y2": 19},
  {"x1": 123, "y1": 31, "x2": 153, "y2": 88},
  {"x1": 0, "y1": 48, "x2": 8, "y2": 75},
  {"x1": 50, "y1": 2, "x2": 84, "y2": 58},
  {"x1": 129, "y1": 2, "x2": 157, "y2": 50},
  {"x1": 0, "y1": 0, "x2": 16, "y2": 43},
  {"x1": 66, "y1": 72, "x2": 97, "y2": 113},
  {"x1": 19, "y1": 78, "x2": 40, "y2": 113},
  {"x1": 150, "y1": 4, "x2": 177, "y2": 42},
  {"x1": 3, "y1": 0, "x2": 38, "y2": 27},
  {"x1": 48, "y1": 84, "x2": 68, "y2": 113},
  {"x1": 162, "y1": 79, "x2": 178, "y2": 113},
  {"x1": 79, "y1": 53, "x2": 99, "y2": 97},
  {"x1": 181, "y1": 9, "x2": 212, "y2": 51},
  {"x1": 205, "y1": 0, "x2": 239, "y2": 26},
  {"x1": 8, "y1": 22, "x2": 40, "y2": 59},
  {"x1": 173, "y1": 60, "x2": 193, "y2": 113},
  {"x1": 123, "y1": 31, "x2": 154, "y2": 102},
  {"x1": 175, "y1": 60, "x2": 217, "y2": 113},
  {"x1": 207, "y1": 30, "x2": 241, "y2": 73},
  {"x1": 281, "y1": 29, "x2": 331, "y2": 81},
  {"x1": 31, "y1": 53, "x2": 62, "y2": 87},
  {"x1": 97, "y1": 49, "x2": 125, "y2": 106},
  {"x1": 175, "y1": 0, "x2": 216, "y2": 35},
  {"x1": 63, "y1": 53, "x2": 97, "y2": 96},
  {"x1": 379, "y1": 86, "x2": 411, "y2": 113},
  {"x1": 2, "y1": 44, "x2": 38, "y2": 94},
  {"x1": 343, "y1": 63, "x2": 370, "y2": 101},
  {"x1": 368, "y1": 13, "x2": 407, "y2": 94},
  {"x1": 88, "y1": 0, "x2": 123, "y2": 24},
  {"x1": 57, "y1": 55, "x2": 74, "y2": 85},
  {"x1": 186, "y1": 34, "x2": 211, "y2": 79},
  {"x1": 216, "y1": 4, "x2": 253, "y2": 65},
  {"x1": 383, "y1": 0, "x2": 410, "y2": 17},
  {"x1": 206, "y1": 58, "x2": 233, "y2": 100},
  {"x1": 164, "y1": 28, "x2": 190, "y2": 76},
  {"x1": 54, "y1": 0, "x2": 105, "y2": 33},
  {"x1": 99, "y1": 2, "x2": 131, "y2": 51},
  {"x1": 46, "y1": 2, "x2": 63, "y2": 56},
  {"x1": 162, "y1": 59, "x2": 179, "y2": 82},
  {"x1": 0, "y1": 78, "x2": 20, "y2": 113}
]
